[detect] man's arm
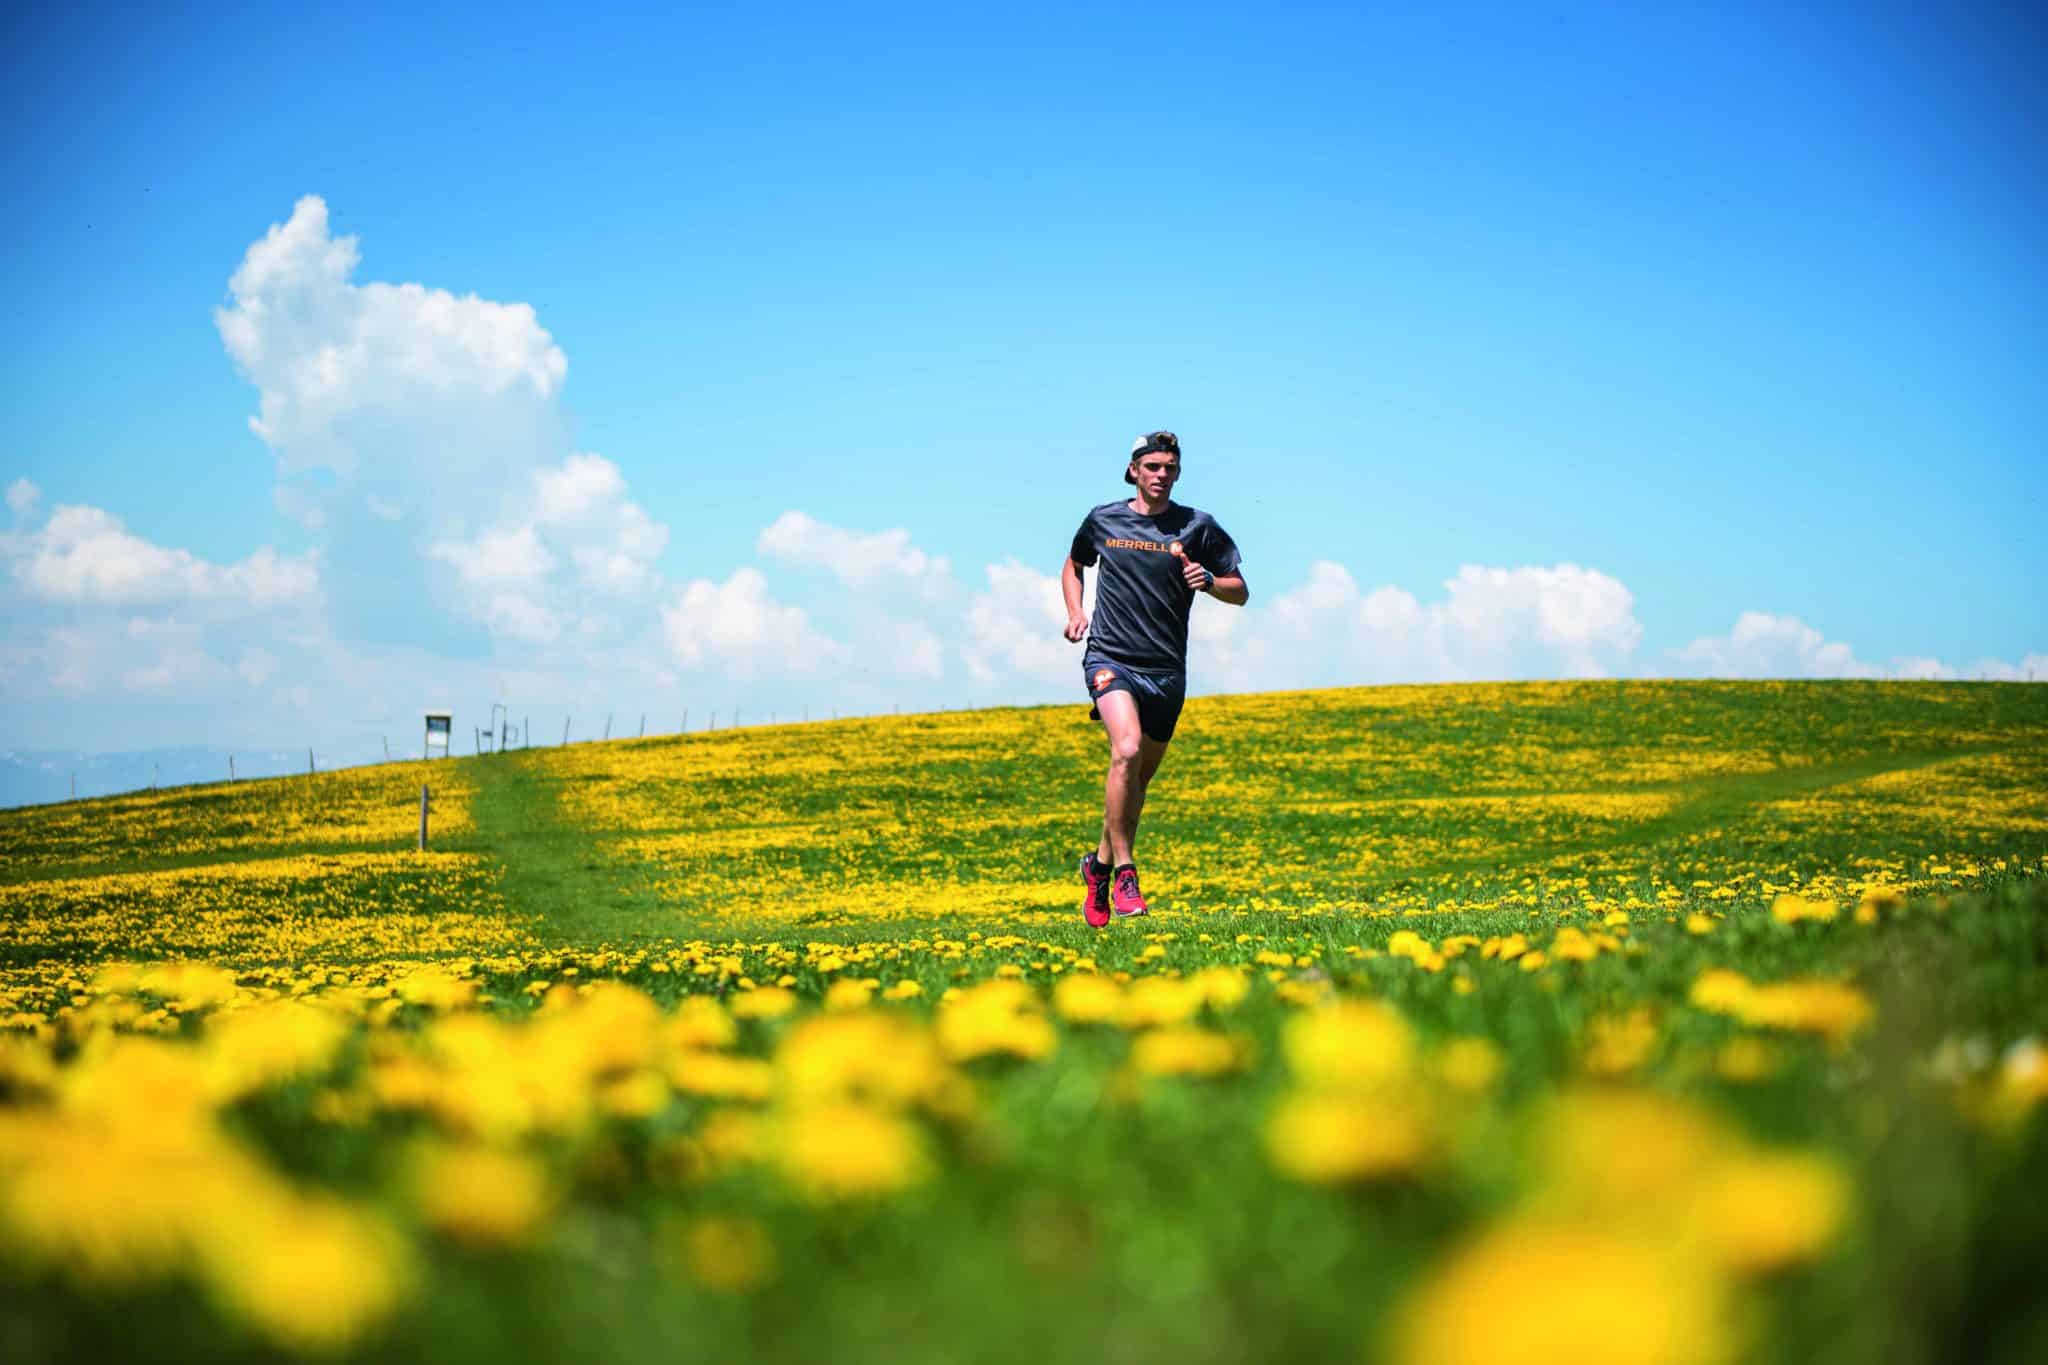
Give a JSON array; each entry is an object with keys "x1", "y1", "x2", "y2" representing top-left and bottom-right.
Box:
[
  {"x1": 1061, "y1": 556, "x2": 1089, "y2": 641},
  {"x1": 1181, "y1": 556, "x2": 1249, "y2": 606},
  {"x1": 1204, "y1": 572, "x2": 1249, "y2": 607}
]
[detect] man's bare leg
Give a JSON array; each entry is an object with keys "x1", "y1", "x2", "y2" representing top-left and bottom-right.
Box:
[{"x1": 1094, "y1": 692, "x2": 1171, "y2": 867}]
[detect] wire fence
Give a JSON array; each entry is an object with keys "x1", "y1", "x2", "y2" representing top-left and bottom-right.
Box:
[{"x1": 7, "y1": 698, "x2": 1014, "y2": 811}]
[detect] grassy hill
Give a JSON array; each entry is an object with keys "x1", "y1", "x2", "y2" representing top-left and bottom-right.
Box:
[{"x1": 2, "y1": 680, "x2": 2045, "y2": 1363}]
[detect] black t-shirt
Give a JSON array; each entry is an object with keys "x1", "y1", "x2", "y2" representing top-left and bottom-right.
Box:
[{"x1": 1069, "y1": 500, "x2": 1242, "y2": 671}]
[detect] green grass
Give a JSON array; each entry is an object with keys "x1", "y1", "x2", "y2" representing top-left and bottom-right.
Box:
[{"x1": 2, "y1": 680, "x2": 2046, "y2": 1365}]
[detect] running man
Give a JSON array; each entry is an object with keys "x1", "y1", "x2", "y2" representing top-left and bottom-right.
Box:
[{"x1": 1063, "y1": 430, "x2": 1248, "y2": 926}]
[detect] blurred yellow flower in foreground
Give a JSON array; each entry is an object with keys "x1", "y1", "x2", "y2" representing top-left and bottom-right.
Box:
[
  {"x1": 1393, "y1": 1218, "x2": 1730, "y2": 1365},
  {"x1": 776, "y1": 1102, "x2": 929, "y2": 1201},
  {"x1": 1535, "y1": 1089, "x2": 1735, "y2": 1215},
  {"x1": 1436, "y1": 1037, "x2": 1504, "y2": 1093},
  {"x1": 1771, "y1": 893, "x2": 1838, "y2": 926},
  {"x1": 1284, "y1": 1001, "x2": 1415, "y2": 1091},
  {"x1": 777, "y1": 1010, "x2": 951, "y2": 1110},
  {"x1": 731, "y1": 987, "x2": 798, "y2": 1020},
  {"x1": 410, "y1": 1143, "x2": 555, "y2": 1248},
  {"x1": 1130, "y1": 1027, "x2": 1247, "y2": 1079},
  {"x1": 937, "y1": 981, "x2": 1055, "y2": 1062},
  {"x1": 1265, "y1": 1093, "x2": 1429, "y2": 1183},
  {"x1": 199, "y1": 1193, "x2": 411, "y2": 1353},
  {"x1": 1688, "y1": 1151, "x2": 1849, "y2": 1274},
  {"x1": 1690, "y1": 970, "x2": 1873, "y2": 1044},
  {"x1": 1053, "y1": 972, "x2": 1125, "y2": 1024}
]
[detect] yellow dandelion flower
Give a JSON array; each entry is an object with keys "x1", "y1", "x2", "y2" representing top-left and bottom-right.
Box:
[
  {"x1": 1688, "y1": 1151, "x2": 1849, "y2": 1275},
  {"x1": 1054, "y1": 972, "x2": 1125, "y2": 1024},
  {"x1": 936, "y1": 981, "x2": 1055, "y2": 1062},
  {"x1": 409, "y1": 1143, "x2": 554, "y2": 1248},
  {"x1": 198, "y1": 1195, "x2": 412, "y2": 1353},
  {"x1": 776, "y1": 1011, "x2": 949, "y2": 1109},
  {"x1": 1436, "y1": 1037, "x2": 1504, "y2": 1093},
  {"x1": 670, "y1": 1052, "x2": 776, "y2": 1102},
  {"x1": 1265, "y1": 1092, "x2": 1429, "y2": 1183},
  {"x1": 775, "y1": 1102, "x2": 929, "y2": 1201},
  {"x1": 1582, "y1": 1009, "x2": 1660, "y2": 1077},
  {"x1": 1129, "y1": 1027, "x2": 1247, "y2": 1078},
  {"x1": 665, "y1": 996, "x2": 737, "y2": 1051},
  {"x1": 1283, "y1": 1001, "x2": 1415, "y2": 1091},
  {"x1": 824, "y1": 979, "x2": 874, "y2": 1011},
  {"x1": 1771, "y1": 893, "x2": 1838, "y2": 926},
  {"x1": 1392, "y1": 1218, "x2": 1730, "y2": 1365},
  {"x1": 730, "y1": 987, "x2": 798, "y2": 1020}
]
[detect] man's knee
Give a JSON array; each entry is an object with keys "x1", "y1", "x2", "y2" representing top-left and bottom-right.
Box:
[{"x1": 1108, "y1": 732, "x2": 1144, "y2": 766}]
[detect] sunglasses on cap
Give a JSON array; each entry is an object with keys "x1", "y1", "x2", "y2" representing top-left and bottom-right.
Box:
[{"x1": 1130, "y1": 431, "x2": 1180, "y2": 459}]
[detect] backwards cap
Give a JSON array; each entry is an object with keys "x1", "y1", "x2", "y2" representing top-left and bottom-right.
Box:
[{"x1": 1126, "y1": 430, "x2": 1180, "y2": 484}]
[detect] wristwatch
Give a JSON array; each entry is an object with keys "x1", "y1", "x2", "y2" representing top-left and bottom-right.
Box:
[{"x1": 1200, "y1": 566, "x2": 1215, "y2": 591}]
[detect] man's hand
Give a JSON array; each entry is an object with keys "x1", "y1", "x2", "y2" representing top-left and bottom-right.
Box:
[
  {"x1": 1180, "y1": 558, "x2": 1213, "y2": 592},
  {"x1": 1064, "y1": 613, "x2": 1089, "y2": 643}
]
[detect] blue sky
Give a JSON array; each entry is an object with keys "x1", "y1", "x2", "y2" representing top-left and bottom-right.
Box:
[{"x1": 3, "y1": 1, "x2": 2043, "y2": 766}]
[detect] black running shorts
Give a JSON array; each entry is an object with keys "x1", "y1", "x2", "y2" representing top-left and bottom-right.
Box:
[{"x1": 1082, "y1": 656, "x2": 1187, "y2": 743}]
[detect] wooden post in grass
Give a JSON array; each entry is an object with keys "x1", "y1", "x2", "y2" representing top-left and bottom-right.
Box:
[
  {"x1": 418, "y1": 783, "x2": 430, "y2": 851},
  {"x1": 639, "y1": 713, "x2": 645, "y2": 738},
  {"x1": 383, "y1": 737, "x2": 390, "y2": 762},
  {"x1": 562, "y1": 717, "x2": 571, "y2": 746},
  {"x1": 682, "y1": 709, "x2": 688, "y2": 733},
  {"x1": 524, "y1": 716, "x2": 529, "y2": 749},
  {"x1": 604, "y1": 712, "x2": 612, "y2": 740},
  {"x1": 308, "y1": 748, "x2": 315, "y2": 776},
  {"x1": 229, "y1": 754, "x2": 236, "y2": 781},
  {"x1": 70, "y1": 773, "x2": 76, "y2": 800}
]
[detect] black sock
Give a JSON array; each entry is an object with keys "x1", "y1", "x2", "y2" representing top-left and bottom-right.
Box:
[{"x1": 1114, "y1": 862, "x2": 1136, "y2": 874}]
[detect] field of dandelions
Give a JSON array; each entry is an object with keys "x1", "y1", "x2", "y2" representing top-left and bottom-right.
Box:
[{"x1": 2, "y1": 679, "x2": 2045, "y2": 1364}]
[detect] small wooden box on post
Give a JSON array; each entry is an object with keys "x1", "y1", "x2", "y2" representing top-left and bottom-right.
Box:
[{"x1": 423, "y1": 710, "x2": 452, "y2": 760}]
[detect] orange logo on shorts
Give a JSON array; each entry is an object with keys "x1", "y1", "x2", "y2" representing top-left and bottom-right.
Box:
[{"x1": 1092, "y1": 669, "x2": 1115, "y2": 692}]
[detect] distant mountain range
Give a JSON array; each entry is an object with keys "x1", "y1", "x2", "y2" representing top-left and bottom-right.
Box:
[{"x1": 0, "y1": 745, "x2": 392, "y2": 810}]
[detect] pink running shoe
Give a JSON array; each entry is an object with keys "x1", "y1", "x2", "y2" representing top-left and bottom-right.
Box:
[
  {"x1": 1080, "y1": 852, "x2": 1112, "y2": 928},
  {"x1": 1111, "y1": 864, "x2": 1150, "y2": 918}
]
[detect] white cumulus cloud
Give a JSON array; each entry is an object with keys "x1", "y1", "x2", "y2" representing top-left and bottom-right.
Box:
[
  {"x1": 428, "y1": 453, "x2": 669, "y2": 638},
  {"x1": 1670, "y1": 611, "x2": 1880, "y2": 678},
  {"x1": 13, "y1": 504, "x2": 319, "y2": 610},
  {"x1": 961, "y1": 558, "x2": 1097, "y2": 687},
  {"x1": 660, "y1": 569, "x2": 841, "y2": 678},
  {"x1": 1671, "y1": 613, "x2": 2048, "y2": 682},
  {"x1": 216, "y1": 195, "x2": 566, "y2": 478},
  {"x1": 1195, "y1": 560, "x2": 1643, "y2": 690},
  {"x1": 758, "y1": 511, "x2": 951, "y2": 599},
  {"x1": 6, "y1": 479, "x2": 38, "y2": 521}
]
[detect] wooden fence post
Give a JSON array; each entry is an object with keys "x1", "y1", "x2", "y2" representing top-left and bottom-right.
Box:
[{"x1": 419, "y1": 783, "x2": 430, "y2": 851}]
